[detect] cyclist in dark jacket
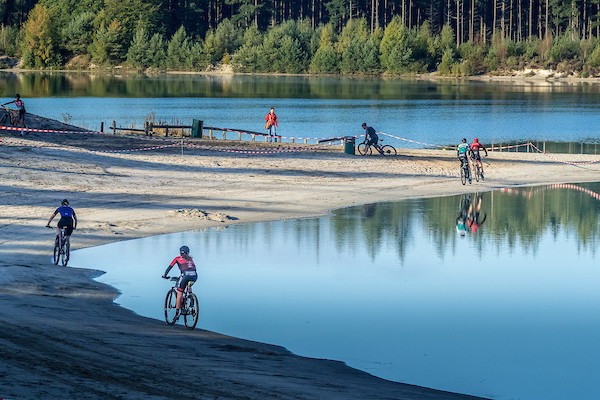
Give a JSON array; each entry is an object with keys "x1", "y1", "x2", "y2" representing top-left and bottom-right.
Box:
[{"x1": 362, "y1": 123, "x2": 379, "y2": 147}]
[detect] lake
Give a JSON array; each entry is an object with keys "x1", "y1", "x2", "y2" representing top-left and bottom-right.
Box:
[
  {"x1": 73, "y1": 183, "x2": 600, "y2": 400},
  {"x1": 2, "y1": 72, "x2": 600, "y2": 147}
]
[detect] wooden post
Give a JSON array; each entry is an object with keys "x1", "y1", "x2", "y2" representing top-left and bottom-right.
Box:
[
  {"x1": 251, "y1": 134, "x2": 255, "y2": 141},
  {"x1": 100, "y1": 122, "x2": 104, "y2": 133},
  {"x1": 222, "y1": 130, "x2": 226, "y2": 140},
  {"x1": 144, "y1": 122, "x2": 149, "y2": 136},
  {"x1": 291, "y1": 138, "x2": 295, "y2": 144},
  {"x1": 303, "y1": 138, "x2": 307, "y2": 144},
  {"x1": 111, "y1": 120, "x2": 116, "y2": 134},
  {"x1": 165, "y1": 127, "x2": 169, "y2": 137},
  {"x1": 209, "y1": 130, "x2": 213, "y2": 140},
  {"x1": 238, "y1": 132, "x2": 242, "y2": 141}
]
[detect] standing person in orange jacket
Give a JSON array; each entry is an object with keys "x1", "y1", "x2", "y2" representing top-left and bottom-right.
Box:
[{"x1": 264, "y1": 107, "x2": 278, "y2": 142}]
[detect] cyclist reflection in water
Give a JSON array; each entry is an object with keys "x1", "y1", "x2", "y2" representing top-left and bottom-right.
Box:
[
  {"x1": 162, "y1": 246, "x2": 198, "y2": 319},
  {"x1": 456, "y1": 194, "x2": 470, "y2": 237},
  {"x1": 467, "y1": 193, "x2": 487, "y2": 233}
]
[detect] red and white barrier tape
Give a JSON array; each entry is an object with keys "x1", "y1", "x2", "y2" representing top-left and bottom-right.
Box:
[
  {"x1": 501, "y1": 183, "x2": 600, "y2": 201},
  {"x1": 0, "y1": 125, "x2": 104, "y2": 135},
  {"x1": 185, "y1": 142, "x2": 325, "y2": 154},
  {"x1": 378, "y1": 132, "x2": 446, "y2": 149}
]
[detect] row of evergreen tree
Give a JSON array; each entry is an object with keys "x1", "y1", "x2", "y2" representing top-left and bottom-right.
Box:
[{"x1": 4, "y1": 2, "x2": 600, "y2": 76}]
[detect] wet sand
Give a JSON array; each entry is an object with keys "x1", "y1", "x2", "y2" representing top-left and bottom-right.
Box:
[{"x1": 1, "y1": 118, "x2": 599, "y2": 399}]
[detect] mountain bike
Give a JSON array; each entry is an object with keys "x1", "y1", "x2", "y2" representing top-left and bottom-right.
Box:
[
  {"x1": 164, "y1": 277, "x2": 199, "y2": 330},
  {"x1": 357, "y1": 139, "x2": 397, "y2": 156},
  {"x1": 460, "y1": 158, "x2": 472, "y2": 185},
  {"x1": 47, "y1": 225, "x2": 70, "y2": 267},
  {"x1": 0, "y1": 105, "x2": 20, "y2": 126}
]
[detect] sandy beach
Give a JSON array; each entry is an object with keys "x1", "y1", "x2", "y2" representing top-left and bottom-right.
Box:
[{"x1": 1, "y1": 117, "x2": 599, "y2": 400}]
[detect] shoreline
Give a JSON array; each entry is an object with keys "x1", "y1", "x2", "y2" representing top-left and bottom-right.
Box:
[
  {"x1": 5, "y1": 65, "x2": 600, "y2": 84},
  {"x1": 1, "y1": 122, "x2": 599, "y2": 399}
]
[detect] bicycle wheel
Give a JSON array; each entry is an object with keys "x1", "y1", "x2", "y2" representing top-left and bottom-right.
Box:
[
  {"x1": 479, "y1": 166, "x2": 485, "y2": 181},
  {"x1": 474, "y1": 165, "x2": 480, "y2": 182},
  {"x1": 460, "y1": 166, "x2": 466, "y2": 185},
  {"x1": 164, "y1": 289, "x2": 178, "y2": 325},
  {"x1": 53, "y1": 237, "x2": 60, "y2": 265},
  {"x1": 61, "y1": 239, "x2": 70, "y2": 267},
  {"x1": 357, "y1": 143, "x2": 372, "y2": 156},
  {"x1": 184, "y1": 293, "x2": 199, "y2": 330},
  {"x1": 380, "y1": 145, "x2": 397, "y2": 156}
]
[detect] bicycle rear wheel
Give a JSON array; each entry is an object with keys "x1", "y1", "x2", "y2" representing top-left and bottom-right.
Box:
[
  {"x1": 380, "y1": 145, "x2": 396, "y2": 156},
  {"x1": 460, "y1": 166, "x2": 467, "y2": 185},
  {"x1": 474, "y1": 165, "x2": 480, "y2": 182},
  {"x1": 164, "y1": 289, "x2": 178, "y2": 325},
  {"x1": 357, "y1": 143, "x2": 371, "y2": 156},
  {"x1": 184, "y1": 293, "x2": 199, "y2": 330},
  {"x1": 61, "y1": 238, "x2": 70, "y2": 267},
  {"x1": 53, "y1": 237, "x2": 60, "y2": 265}
]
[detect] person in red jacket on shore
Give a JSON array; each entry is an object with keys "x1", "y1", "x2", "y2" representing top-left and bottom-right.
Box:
[{"x1": 264, "y1": 107, "x2": 278, "y2": 142}]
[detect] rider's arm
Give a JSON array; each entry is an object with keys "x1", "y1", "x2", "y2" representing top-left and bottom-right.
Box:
[
  {"x1": 483, "y1": 146, "x2": 489, "y2": 156},
  {"x1": 162, "y1": 258, "x2": 179, "y2": 278},
  {"x1": 72, "y1": 210, "x2": 78, "y2": 229},
  {"x1": 47, "y1": 209, "x2": 58, "y2": 226},
  {"x1": 2, "y1": 100, "x2": 14, "y2": 106}
]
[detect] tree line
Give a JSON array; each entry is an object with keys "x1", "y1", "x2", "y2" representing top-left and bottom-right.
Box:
[{"x1": 2, "y1": 0, "x2": 600, "y2": 76}]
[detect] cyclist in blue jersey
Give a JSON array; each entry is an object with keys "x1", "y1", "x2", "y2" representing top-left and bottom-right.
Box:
[
  {"x1": 46, "y1": 199, "x2": 78, "y2": 240},
  {"x1": 457, "y1": 138, "x2": 472, "y2": 183}
]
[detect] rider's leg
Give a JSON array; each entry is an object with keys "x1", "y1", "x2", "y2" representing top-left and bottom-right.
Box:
[{"x1": 176, "y1": 289, "x2": 183, "y2": 311}]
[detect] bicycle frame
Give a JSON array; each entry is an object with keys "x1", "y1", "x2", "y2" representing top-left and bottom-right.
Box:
[
  {"x1": 164, "y1": 276, "x2": 199, "y2": 329},
  {"x1": 1, "y1": 105, "x2": 20, "y2": 126},
  {"x1": 48, "y1": 225, "x2": 70, "y2": 266}
]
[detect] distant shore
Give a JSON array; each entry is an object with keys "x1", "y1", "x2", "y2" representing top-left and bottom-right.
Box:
[
  {"x1": 1, "y1": 116, "x2": 599, "y2": 399},
  {"x1": 4, "y1": 60, "x2": 600, "y2": 84}
]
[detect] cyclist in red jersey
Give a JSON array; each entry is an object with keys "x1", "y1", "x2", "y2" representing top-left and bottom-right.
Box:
[
  {"x1": 162, "y1": 246, "x2": 198, "y2": 318},
  {"x1": 470, "y1": 138, "x2": 488, "y2": 177}
]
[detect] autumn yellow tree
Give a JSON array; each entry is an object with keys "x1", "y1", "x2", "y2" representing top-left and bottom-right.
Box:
[{"x1": 21, "y1": 4, "x2": 61, "y2": 68}]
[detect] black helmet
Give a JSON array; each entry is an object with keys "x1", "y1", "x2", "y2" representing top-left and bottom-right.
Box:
[
  {"x1": 180, "y1": 245, "x2": 190, "y2": 255},
  {"x1": 61, "y1": 199, "x2": 69, "y2": 205},
  {"x1": 361, "y1": 122, "x2": 367, "y2": 128},
  {"x1": 462, "y1": 138, "x2": 467, "y2": 143}
]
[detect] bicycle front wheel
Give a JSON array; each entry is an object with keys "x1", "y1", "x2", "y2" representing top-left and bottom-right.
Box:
[
  {"x1": 474, "y1": 165, "x2": 480, "y2": 182},
  {"x1": 184, "y1": 293, "x2": 199, "y2": 330},
  {"x1": 380, "y1": 145, "x2": 396, "y2": 156},
  {"x1": 164, "y1": 289, "x2": 178, "y2": 325},
  {"x1": 460, "y1": 166, "x2": 466, "y2": 185},
  {"x1": 357, "y1": 143, "x2": 371, "y2": 156},
  {"x1": 53, "y1": 237, "x2": 60, "y2": 265}
]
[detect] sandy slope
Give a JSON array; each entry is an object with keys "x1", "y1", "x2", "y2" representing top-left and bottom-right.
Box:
[{"x1": 1, "y1": 121, "x2": 599, "y2": 399}]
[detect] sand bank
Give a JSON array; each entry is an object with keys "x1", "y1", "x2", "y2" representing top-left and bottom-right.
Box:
[{"x1": 1, "y1": 121, "x2": 598, "y2": 399}]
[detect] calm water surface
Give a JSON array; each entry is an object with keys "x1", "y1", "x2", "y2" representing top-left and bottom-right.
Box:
[
  {"x1": 2, "y1": 72, "x2": 600, "y2": 146},
  {"x1": 73, "y1": 183, "x2": 600, "y2": 400}
]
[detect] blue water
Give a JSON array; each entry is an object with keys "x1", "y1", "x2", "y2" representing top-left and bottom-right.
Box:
[
  {"x1": 8, "y1": 74, "x2": 599, "y2": 146},
  {"x1": 73, "y1": 185, "x2": 600, "y2": 400},
  {"x1": 27, "y1": 97, "x2": 600, "y2": 146}
]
